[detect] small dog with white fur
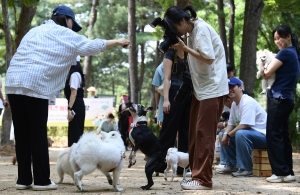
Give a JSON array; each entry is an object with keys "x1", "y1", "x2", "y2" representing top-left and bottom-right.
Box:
[
  {"x1": 164, "y1": 147, "x2": 189, "y2": 182},
  {"x1": 56, "y1": 131, "x2": 125, "y2": 192},
  {"x1": 256, "y1": 49, "x2": 276, "y2": 94}
]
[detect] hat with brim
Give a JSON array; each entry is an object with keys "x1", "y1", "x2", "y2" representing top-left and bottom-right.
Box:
[
  {"x1": 52, "y1": 5, "x2": 82, "y2": 32},
  {"x1": 87, "y1": 86, "x2": 97, "y2": 92},
  {"x1": 228, "y1": 77, "x2": 242, "y2": 86}
]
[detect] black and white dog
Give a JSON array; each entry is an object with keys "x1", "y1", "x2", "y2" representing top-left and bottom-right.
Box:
[{"x1": 127, "y1": 103, "x2": 164, "y2": 190}]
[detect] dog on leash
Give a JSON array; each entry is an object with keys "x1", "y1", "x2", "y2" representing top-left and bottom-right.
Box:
[
  {"x1": 68, "y1": 131, "x2": 125, "y2": 192},
  {"x1": 164, "y1": 147, "x2": 189, "y2": 182},
  {"x1": 127, "y1": 103, "x2": 164, "y2": 190},
  {"x1": 256, "y1": 49, "x2": 276, "y2": 94}
]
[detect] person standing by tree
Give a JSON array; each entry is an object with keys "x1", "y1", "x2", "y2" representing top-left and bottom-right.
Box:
[
  {"x1": 5, "y1": 4, "x2": 129, "y2": 191},
  {"x1": 64, "y1": 56, "x2": 86, "y2": 147},
  {"x1": 264, "y1": 24, "x2": 300, "y2": 183},
  {"x1": 152, "y1": 62, "x2": 164, "y2": 128},
  {"x1": 163, "y1": 5, "x2": 228, "y2": 190}
]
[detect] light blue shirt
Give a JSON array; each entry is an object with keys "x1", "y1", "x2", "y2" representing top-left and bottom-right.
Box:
[{"x1": 152, "y1": 63, "x2": 164, "y2": 122}]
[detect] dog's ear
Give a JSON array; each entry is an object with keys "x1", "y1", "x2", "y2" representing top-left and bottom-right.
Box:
[{"x1": 144, "y1": 107, "x2": 153, "y2": 112}]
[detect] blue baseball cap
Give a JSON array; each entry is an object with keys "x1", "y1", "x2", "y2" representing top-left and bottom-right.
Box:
[
  {"x1": 228, "y1": 77, "x2": 242, "y2": 86},
  {"x1": 52, "y1": 5, "x2": 82, "y2": 32}
]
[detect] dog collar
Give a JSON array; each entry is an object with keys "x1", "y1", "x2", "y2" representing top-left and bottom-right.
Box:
[{"x1": 131, "y1": 121, "x2": 147, "y2": 128}]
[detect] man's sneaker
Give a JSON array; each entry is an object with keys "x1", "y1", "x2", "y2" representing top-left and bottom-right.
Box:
[
  {"x1": 181, "y1": 180, "x2": 212, "y2": 190},
  {"x1": 16, "y1": 184, "x2": 32, "y2": 190},
  {"x1": 266, "y1": 174, "x2": 284, "y2": 183},
  {"x1": 32, "y1": 181, "x2": 57, "y2": 191},
  {"x1": 180, "y1": 179, "x2": 191, "y2": 184},
  {"x1": 216, "y1": 165, "x2": 238, "y2": 174},
  {"x1": 283, "y1": 175, "x2": 296, "y2": 182},
  {"x1": 232, "y1": 169, "x2": 253, "y2": 177}
]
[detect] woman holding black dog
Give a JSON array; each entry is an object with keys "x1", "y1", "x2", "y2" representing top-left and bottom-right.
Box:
[
  {"x1": 264, "y1": 25, "x2": 300, "y2": 183},
  {"x1": 64, "y1": 56, "x2": 86, "y2": 147},
  {"x1": 156, "y1": 47, "x2": 191, "y2": 175},
  {"x1": 5, "y1": 5, "x2": 129, "y2": 191},
  {"x1": 163, "y1": 5, "x2": 228, "y2": 190}
]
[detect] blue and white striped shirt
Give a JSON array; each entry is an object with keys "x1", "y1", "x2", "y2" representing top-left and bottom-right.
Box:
[{"x1": 6, "y1": 20, "x2": 107, "y2": 99}]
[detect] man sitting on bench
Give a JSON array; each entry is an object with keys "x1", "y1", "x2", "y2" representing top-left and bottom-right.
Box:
[{"x1": 216, "y1": 78, "x2": 267, "y2": 177}]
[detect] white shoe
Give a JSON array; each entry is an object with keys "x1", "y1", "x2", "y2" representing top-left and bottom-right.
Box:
[
  {"x1": 32, "y1": 181, "x2": 57, "y2": 191},
  {"x1": 266, "y1": 174, "x2": 284, "y2": 183},
  {"x1": 181, "y1": 180, "x2": 212, "y2": 190},
  {"x1": 216, "y1": 165, "x2": 238, "y2": 174},
  {"x1": 283, "y1": 175, "x2": 296, "y2": 182},
  {"x1": 16, "y1": 184, "x2": 32, "y2": 190}
]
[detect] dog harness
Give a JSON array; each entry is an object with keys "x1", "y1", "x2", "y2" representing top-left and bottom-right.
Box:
[{"x1": 129, "y1": 121, "x2": 148, "y2": 145}]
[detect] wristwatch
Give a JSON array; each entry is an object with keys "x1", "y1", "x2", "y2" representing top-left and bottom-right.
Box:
[
  {"x1": 224, "y1": 132, "x2": 231, "y2": 138},
  {"x1": 68, "y1": 107, "x2": 72, "y2": 110}
]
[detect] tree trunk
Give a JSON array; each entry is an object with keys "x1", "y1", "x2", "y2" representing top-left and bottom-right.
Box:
[
  {"x1": 139, "y1": 43, "x2": 145, "y2": 91},
  {"x1": 1, "y1": 0, "x2": 13, "y2": 146},
  {"x1": 128, "y1": 0, "x2": 138, "y2": 103},
  {"x1": 239, "y1": 0, "x2": 264, "y2": 96},
  {"x1": 228, "y1": 0, "x2": 235, "y2": 65},
  {"x1": 83, "y1": 0, "x2": 99, "y2": 97},
  {"x1": 174, "y1": 0, "x2": 191, "y2": 7},
  {"x1": 217, "y1": 0, "x2": 228, "y2": 63},
  {"x1": 14, "y1": 2, "x2": 39, "y2": 53}
]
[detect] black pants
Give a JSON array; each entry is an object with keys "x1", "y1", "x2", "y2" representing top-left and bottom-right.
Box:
[
  {"x1": 8, "y1": 94, "x2": 51, "y2": 185},
  {"x1": 266, "y1": 97, "x2": 294, "y2": 176},
  {"x1": 68, "y1": 97, "x2": 85, "y2": 147},
  {"x1": 157, "y1": 85, "x2": 191, "y2": 173}
]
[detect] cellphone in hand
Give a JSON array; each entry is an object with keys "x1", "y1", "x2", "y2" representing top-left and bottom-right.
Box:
[{"x1": 71, "y1": 110, "x2": 76, "y2": 116}]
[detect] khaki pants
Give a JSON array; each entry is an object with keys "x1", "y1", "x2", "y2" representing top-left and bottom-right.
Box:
[{"x1": 189, "y1": 95, "x2": 226, "y2": 187}]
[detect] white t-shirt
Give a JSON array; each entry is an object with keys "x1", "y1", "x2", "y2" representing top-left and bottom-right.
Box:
[
  {"x1": 69, "y1": 72, "x2": 82, "y2": 89},
  {"x1": 228, "y1": 94, "x2": 267, "y2": 134},
  {"x1": 187, "y1": 19, "x2": 229, "y2": 101}
]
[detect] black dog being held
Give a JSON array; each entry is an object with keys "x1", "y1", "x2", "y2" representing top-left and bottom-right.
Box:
[{"x1": 127, "y1": 103, "x2": 164, "y2": 190}]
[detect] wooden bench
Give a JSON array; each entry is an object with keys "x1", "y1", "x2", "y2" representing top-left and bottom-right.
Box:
[{"x1": 252, "y1": 149, "x2": 272, "y2": 177}]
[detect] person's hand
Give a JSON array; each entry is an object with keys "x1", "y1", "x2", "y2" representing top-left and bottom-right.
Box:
[
  {"x1": 221, "y1": 133, "x2": 230, "y2": 146},
  {"x1": 163, "y1": 100, "x2": 171, "y2": 114},
  {"x1": 171, "y1": 36, "x2": 185, "y2": 50},
  {"x1": 67, "y1": 110, "x2": 75, "y2": 121},
  {"x1": 3, "y1": 100, "x2": 9, "y2": 107},
  {"x1": 263, "y1": 73, "x2": 270, "y2": 80},
  {"x1": 118, "y1": 38, "x2": 130, "y2": 48}
]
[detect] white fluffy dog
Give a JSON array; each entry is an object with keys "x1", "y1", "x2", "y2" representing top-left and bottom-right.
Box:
[
  {"x1": 68, "y1": 131, "x2": 125, "y2": 192},
  {"x1": 164, "y1": 147, "x2": 189, "y2": 182},
  {"x1": 256, "y1": 49, "x2": 276, "y2": 94}
]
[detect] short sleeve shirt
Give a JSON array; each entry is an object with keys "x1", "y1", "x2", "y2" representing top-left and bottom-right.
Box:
[
  {"x1": 267, "y1": 46, "x2": 300, "y2": 99},
  {"x1": 228, "y1": 94, "x2": 267, "y2": 134}
]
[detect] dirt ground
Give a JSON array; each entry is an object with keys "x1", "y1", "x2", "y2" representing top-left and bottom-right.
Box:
[{"x1": 0, "y1": 145, "x2": 300, "y2": 195}]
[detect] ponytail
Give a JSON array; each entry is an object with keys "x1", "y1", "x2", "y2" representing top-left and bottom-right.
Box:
[
  {"x1": 291, "y1": 33, "x2": 300, "y2": 61},
  {"x1": 184, "y1": 5, "x2": 197, "y2": 20}
]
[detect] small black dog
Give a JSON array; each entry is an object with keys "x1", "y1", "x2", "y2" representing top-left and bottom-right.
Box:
[{"x1": 127, "y1": 103, "x2": 164, "y2": 190}]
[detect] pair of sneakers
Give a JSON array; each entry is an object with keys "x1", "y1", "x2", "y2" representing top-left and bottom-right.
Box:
[
  {"x1": 180, "y1": 179, "x2": 212, "y2": 190},
  {"x1": 16, "y1": 181, "x2": 57, "y2": 191},
  {"x1": 216, "y1": 165, "x2": 253, "y2": 177},
  {"x1": 266, "y1": 174, "x2": 296, "y2": 183}
]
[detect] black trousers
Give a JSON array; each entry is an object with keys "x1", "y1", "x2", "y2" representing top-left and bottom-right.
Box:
[
  {"x1": 68, "y1": 97, "x2": 85, "y2": 147},
  {"x1": 266, "y1": 97, "x2": 294, "y2": 176},
  {"x1": 157, "y1": 85, "x2": 191, "y2": 173},
  {"x1": 8, "y1": 94, "x2": 51, "y2": 185}
]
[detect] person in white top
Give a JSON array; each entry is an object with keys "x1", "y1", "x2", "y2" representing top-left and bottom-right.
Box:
[
  {"x1": 217, "y1": 77, "x2": 267, "y2": 177},
  {"x1": 5, "y1": 5, "x2": 129, "y2": 191},
  {"x1": 0, "y1": 75, "x2": 9, "y2": 114},
  {"x1": 64, "y1": 56, "x2": 85, "y2": 147},
  {"x1": 163, "y1": 5, "x2": 228, "y2": 190}
]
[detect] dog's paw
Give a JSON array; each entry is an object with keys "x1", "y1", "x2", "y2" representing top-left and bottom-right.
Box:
[
  {"x1": 115, "y1": 187, "x2": 123, "y2": 192},
  {"x1": 108, "y1": 179, "x2": 113, "y2": 185},
  {"x1": 164, "y1": 177, "x2": 167, "y2": 181},
  {"x1": 260, "y1": 90, "x2": 266, "y2": 94},
  {"x1": 140, "y1": 183, "x2": 153, "y2": 190}
]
